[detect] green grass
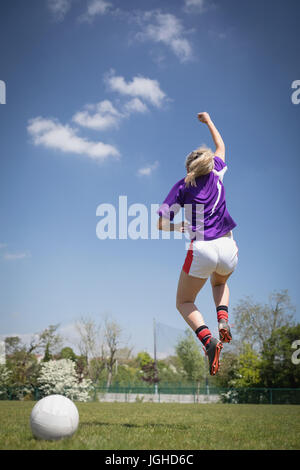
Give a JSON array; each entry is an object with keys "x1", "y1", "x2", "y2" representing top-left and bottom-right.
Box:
[{"x1": 0, "y1": 401, "x2": 299, "y2": 450}]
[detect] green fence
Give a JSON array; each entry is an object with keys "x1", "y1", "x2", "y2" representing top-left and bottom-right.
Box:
[
  {"x1": 1, "y1": 385, "x2": 300, "y2": 404},
  {"x1": 96, "y1": 383, "x2": 219, "y2": 395},
  {"x1": 94, "y1": 385, "x2": 300, "y2": 405}
]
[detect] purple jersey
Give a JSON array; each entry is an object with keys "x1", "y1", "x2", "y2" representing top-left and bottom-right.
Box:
[{"x1": 157, "y1": 156, "x2": 237, "y2": 241}]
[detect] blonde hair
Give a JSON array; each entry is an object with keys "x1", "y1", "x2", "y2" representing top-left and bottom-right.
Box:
[{"x1": 184, "y1": 146, "x2": 214, "y2": 187}]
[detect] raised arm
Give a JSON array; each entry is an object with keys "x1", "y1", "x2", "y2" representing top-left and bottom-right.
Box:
[
  {"x1": 157, "y1": 218, "x2": 187, "y2": 233},
  {"x1": 197, "y1": 112, "x2": 225, "y2": 161}
]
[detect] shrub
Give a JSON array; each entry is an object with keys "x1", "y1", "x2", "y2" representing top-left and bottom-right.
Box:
[{"x1": 37, "y1": 359, "x2": 93, "y2": 402}]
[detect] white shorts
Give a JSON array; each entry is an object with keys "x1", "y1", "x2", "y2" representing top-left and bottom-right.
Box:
[{"x1": 182, "y1": 231, "x2": 238, "y2": 279}]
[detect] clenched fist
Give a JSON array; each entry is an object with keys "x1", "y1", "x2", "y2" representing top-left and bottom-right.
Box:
[{"x1": 197, "y1": 112, "x2": 211, "y2": 124}]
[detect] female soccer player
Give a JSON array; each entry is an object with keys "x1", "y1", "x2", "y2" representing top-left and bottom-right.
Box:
[{"x1": 157, "y1": 112, "x2": 238, "y2": 375}]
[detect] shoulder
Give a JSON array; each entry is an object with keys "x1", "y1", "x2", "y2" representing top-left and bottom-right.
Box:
[
  {"x1": 213, "y1": 156, "x2": 228, "y2": 182},
  {"x1": 214, "y1": 156, "x2": 227, "y2": 171},
  {"x1": 160, "y1": 177, "x2": 186, "y2": 207},
  {"x1": 170, "y1": 177, "x2": 186, "y2": 193}
]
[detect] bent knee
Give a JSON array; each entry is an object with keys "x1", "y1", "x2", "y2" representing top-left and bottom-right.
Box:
[
  {"x1": 176, "y1": 298, "x2": 184, "y2": 312},
  {"x1": 176, "y1": 298, "x2": 193, "y2": 312},
  {"x1": 210, "y1": 271, "x2": 233, "y2": 286}
]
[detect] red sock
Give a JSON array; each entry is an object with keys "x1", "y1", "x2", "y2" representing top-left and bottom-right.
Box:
[
  {"x1": 195, "y1": 325, "x2": 212, "y2": 349},
  {"x1": 217, "y1": 305, "x2": 228, "y2": 322}
]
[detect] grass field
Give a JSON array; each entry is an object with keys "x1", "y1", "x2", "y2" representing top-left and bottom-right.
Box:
[{"x1": 0, "y1": 401, "x2": 299, "y2": 450}]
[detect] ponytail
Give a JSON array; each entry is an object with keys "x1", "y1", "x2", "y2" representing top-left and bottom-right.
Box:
[{"x1": 184, "y1": 147, "x2": 214, "y2": 187}]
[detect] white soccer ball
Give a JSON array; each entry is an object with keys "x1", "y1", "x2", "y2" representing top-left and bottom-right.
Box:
[{"x1": 30, "y1": 394, "x2": 79, "y2": 440}]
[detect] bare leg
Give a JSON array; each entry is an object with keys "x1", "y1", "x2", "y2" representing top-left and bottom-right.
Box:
[
  {"x1": 210, "y1": 271, "x2": 234, "y2": 343},
  {"x1": 210, "y1": 271, "x2": 233, "y2": 308},
  {"x1": 176, "y1": 270, "x2": 207, "y2": 331}
]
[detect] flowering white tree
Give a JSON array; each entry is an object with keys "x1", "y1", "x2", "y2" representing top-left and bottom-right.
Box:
[
  {"x1": 37, "y1": 359, "x2": 93, "y2": 402},
  {"x1": 0, "y1": 365, "x2": 12, "y2": 386},
  {"x1": 0, "y1": 365, "x2": 12, "y2": 398}
]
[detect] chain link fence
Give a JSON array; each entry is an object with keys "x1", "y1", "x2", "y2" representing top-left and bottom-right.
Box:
[
  {"x1": 93, "y1": 385, "x2": 300, "y2": 405},
  {"x1": 1, "y1": 385, "x2": 300, "y2": 404}
]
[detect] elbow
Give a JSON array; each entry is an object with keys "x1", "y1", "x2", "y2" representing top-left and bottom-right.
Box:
[
  {"x1": 216, "y1": 143, "x2": 225, "y2": 153},
  {"x1": 215, "y1": 144, "x2": 225, "y2": 161}
]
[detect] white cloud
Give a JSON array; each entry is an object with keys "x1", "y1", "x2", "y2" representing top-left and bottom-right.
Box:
[
  {"x1": 72, "y1": 97, "x2": 149, "y2": 131},
  {"x1": 3, "y1": 251, "x2": 31, "y2": 261},
  {"x1": 27, "y1": 117, "x2": 120, "y2": 162},
  {"x1": 136, "y1": 11, "x2": 193, "y2": 63},
  {"x1": 105, "y1": 70, "x2": 167, "y2": 108},
  {"x1": 184, "y1": 0, "x2": 206, "y2": 12},
  {"x1": 79, "y1": 0, "x2": 112, "y2": 22},
  {"x1": 28, "y1": 72, "x2": 166, "y2": 164},
  {"x1": 137, "y1": 161, "x2": 159, "y2": 177},
  {"x1": 72, "y1": 100, "x2": 121, "y2": 131},
  {"x1": 47, "y1": 0, "x2": 73, "y2": 21},
  {"x1": 124, "y1": 98, "x2": 148, "y2": 115}
]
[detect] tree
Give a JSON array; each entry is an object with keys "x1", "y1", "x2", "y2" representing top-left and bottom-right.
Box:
[
  {"x1": 59, "y1": 347, "x2": 77, "y2": 362},
  {"x1": 137, "y1": 352, "x2": 153, "y2": 369},
  {"x1": 37, "y1": 359, "x2": 92, "y2": 402},
  {"x1": 75, "y1": 316, "x2": 128, "y2": 386},
  {"x1": 0, "y1": 365, "x2": 13, "y2": 399},
  {"x1": 260, "y1": 324, "x2": 300, "y2": 388},
  {"x1": 229, "y1": 344, "x2": 262, "y2": 388},
  {"x1": 136, "y1": 352, "x2": 159, "y2": 385},
  {"x1": 88, "y1": 357, "x2": 105, "y2": 383},
  {"x1": 233, "y1": 290, "x2": 295, "y2": 352},
  {"x1": 4, "y1": 325, "x2": 62, "y2": 387},
  {"x1": 214, "y1": 350, "x2": 239, "y2": 388},
  {"x1": 75, "y1": 355, "x2": 89, "y2": 383},
  {"x1": 42, "y1": 344, "x2": 52, "y2": 362},
  {"x1": 38, "y1": 324, "x2": 63, "y2": 358},
  {"x1": 0, "y1": 365, "x2": 12, "y2": 387},
  {"x1": 5, "y1": 338, "x2": 39, "y2": 387},
  {"x1": 112, "y1": 364, "x2": 140, "y2": 387},
  {"x1": 75, "y1": 317, "x2": 102, "y2": 363},
  {"x1": 4, "y1": 337, "x2": 22, "y2": 356},
  {"x1": 104, "y1": 318, "x2": 123, "y2": 389},
  {"x1": 175, "y1": 330, "x2": 206, "y2": 385},
  {"x1": 140, "y1": 361, "x2": 160, "y2": 385},
  {"x1": 115, "y1": 347, "x2": 133, "y2": 362}
]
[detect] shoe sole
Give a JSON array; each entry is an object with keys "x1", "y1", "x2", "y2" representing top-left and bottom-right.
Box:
[
  {"x1": 219, "y1": 328, "x2": 232, "y2": 344},
  {"x1": 210, "y1": 341, "x2": 223, "y2": 376}
]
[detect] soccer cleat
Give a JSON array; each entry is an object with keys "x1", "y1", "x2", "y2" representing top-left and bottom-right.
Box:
[
  {"x1": 218, "y1": 320, "x2": 232, "y2": 343},
  {"x1": 204, "y1": 337, "x2": 223, "y2": 376}
]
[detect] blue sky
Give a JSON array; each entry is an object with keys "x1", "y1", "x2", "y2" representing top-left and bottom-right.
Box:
[{"x1": 0, "y1": 0, "x2": 300, "y2": 356}]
